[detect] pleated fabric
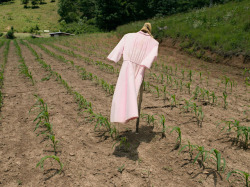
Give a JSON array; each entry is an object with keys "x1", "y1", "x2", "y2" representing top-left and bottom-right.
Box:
[{"x1": 108, "y1": 31, "x2": 159, "y2": 123}]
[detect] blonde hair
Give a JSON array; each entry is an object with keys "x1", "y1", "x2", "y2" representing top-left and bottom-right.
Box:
[{"x1": 140, "y1": 23, "x2": 153, "y2": 37}]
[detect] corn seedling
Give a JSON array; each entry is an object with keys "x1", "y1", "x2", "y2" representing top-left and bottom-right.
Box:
[
  {"x1": 186, "y1": 82, "x2": 191, "y2": 94},
  {"x1": 227, "y1": 169, "x2": 249, "y2": 187},
  {"x1": 36, "y1": 155, "x2": 63, "y2": 173},
  {"x1": 222, "y1": 75, "x2": 230, "y2": 92},
  {"x1": 180, "y1": 80, "x2": 183, "y2": 92},
  {"x1": 170, "y1": 126, "x2": 182, "y2": 148},
  {"x1": 175, "y1": 65, "x2": 178, "y2": 76},
  {"x1": 141, "y1": 114, "x2": 156, "y2": 126},
  {"x1": 193, "y1": 145, "x2": 209, "y2": 166},
  {"x1": 191, "y1": 103, "x2": 204, "y2": 127},
  {"x1": 223, "y1": 91, "x2": 228, "y2": 109},
  {"x1": 159, "y1": 115, "x2": 166, "y2": 138},
  {"x1": 193, "y1": 86, "x2": 200, "y2": 100},
  {"x1": 182, "y1": 99, "x2": 192, "y2": 113},
  {"x1": 210, "y1": 91, "x2": 217, "y2": 104},
  {"x1": 181, "y1": 69, "x2": 185, "y2": 80},
  {"x1": 174, "y1": 78, "x2": 178, "y2": 89},
  {"x1": 209, "y1": 149, "x2": 226, "y2": 172},
  {"x1": 161, "y1": 73, "x2": 164, "y2": 84},
  {"x1": 189, "y1": 70, "x2": 193, "y2": 82},
  {"x1": 199, "y1": 88, "x2": 206, "y2": 101},
  {"x1": 205, "y1": 90, "x2": 210, "y2": 102},
  {"x1": 163, "y1": 85, "x2": 168, "y2": 102},
  {"x1": 199, "y1": 72, "x2": 202, "y2": 83},
  {"x1": 169, "y1": 66, "x2": 173, "y2": 75},
  {"x1": 46, "y1": 134, "x2": 59, "y2": 155},
  {"x1": 155, "y1": 85, "x2": 160, "y2": 98},
  {"x1": 179, "y1": 141, "x2": 196, "y2": 160},
  {"x1": 170, "y1": 94, "x2": 177, "y2": 109},
  {"x1": 113, "y1": 137, "x2": 130, "y2": 152},
  {"x1": 30, "y1": 95, "x2": 50, "y2": 132},
  {"x1": 117, "y1": 164, "x2": 125, "y2": 173},
  {"x1": 14, "y1": 40, "x2": 34, "y2": 85}
]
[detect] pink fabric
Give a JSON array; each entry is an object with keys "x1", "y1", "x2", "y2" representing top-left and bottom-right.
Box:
[{"x1": 108, "y1": 31, "x2": 159, "y2": 123}]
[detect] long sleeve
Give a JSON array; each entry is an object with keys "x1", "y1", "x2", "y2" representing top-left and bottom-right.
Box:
[
  {"x1": 140, "y1": 44, "x2": 159, "y2": 69},
  {"x1": 107, "y1": 35, "x2": 126, "y2": 63}
]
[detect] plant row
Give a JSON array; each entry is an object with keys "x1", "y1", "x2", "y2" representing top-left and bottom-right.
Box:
[
  {"x1": 22, "y1": 40, "x2": 118, "y2": 140},
  {"x1": 0, "y1": 41, "x2": 10, "y2": 109},
  {"x1": 31, "y1": 41, "x2": 118, "y2": 74},
  {"x1": 26, "y1": 41, "x2": 115, "y2": 95},
  {"x1": 140, "y1": 113, "x2": 249, "y2": 186},
  {"x1": 13, "y1": 40, "x2": 34, "y2": 85},
  {"x1": 30, "y1": 95, "x2": 64, "y2": 172}
]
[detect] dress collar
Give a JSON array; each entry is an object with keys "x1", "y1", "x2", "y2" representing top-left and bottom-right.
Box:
[{"x1": 137, "y1": 31, "x2": 150, "y2": 36}]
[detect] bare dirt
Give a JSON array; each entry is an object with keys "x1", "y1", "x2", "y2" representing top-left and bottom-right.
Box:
[{"x1": 0, "y1": 35, "x2": 249, "y2": 187}]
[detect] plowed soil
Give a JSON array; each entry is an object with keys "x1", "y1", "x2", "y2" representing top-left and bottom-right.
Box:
[{"x1": 0, "y1": 35, "x2": 249, "y2": 187}]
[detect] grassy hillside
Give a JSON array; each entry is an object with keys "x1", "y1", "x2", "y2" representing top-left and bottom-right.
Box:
[
  {"x1": 0, "y1": 0, "x2": 60, "y2": 32},
  {"x1": 116, "y1": 0, "x2": 250, "y2": 58}
]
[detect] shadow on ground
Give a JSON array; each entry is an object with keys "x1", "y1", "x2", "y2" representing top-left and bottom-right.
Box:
[{"x1": 113, "y1": 125, "x2": 157, "y2": 161}]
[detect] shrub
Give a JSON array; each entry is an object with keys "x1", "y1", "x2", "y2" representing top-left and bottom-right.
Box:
[{"x1": 5, "y1": 26, "x2": 15, "y2": 39}]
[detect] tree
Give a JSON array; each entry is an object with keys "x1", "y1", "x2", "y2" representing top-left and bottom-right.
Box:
[
  {"x1": 58, "y1": 0, "x2": 79, "y2": 23},
  {"x1": 31, "y1": 0, "x2": 39, "y2": 8}
]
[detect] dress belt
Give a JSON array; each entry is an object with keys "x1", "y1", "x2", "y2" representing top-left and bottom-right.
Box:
[{"x1": 123, "y1": 60, "x2": 141, "y2": 65}]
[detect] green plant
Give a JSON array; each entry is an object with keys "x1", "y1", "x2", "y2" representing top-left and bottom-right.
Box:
[
  {"x1": 209, "y1": 149, "x2": 226, "y2": 172},
  {"x1": 36, "y1": 155, "x2": 63, "y2": 173},
  {"x1": 30, "y1": 95, "x2": 50, "y2": 132},
  {"x1": 199, "y1": 72, "x2": 203, "y2": 83},
  {"x1": 163, "y1": 85, "x2": 168, "y2": 102},
  {"x1": 117, "y1": 165, "x2": 125, "y2": 173},
  {"x1": 181, "y1": 69, "x2": 185, "y2": 80},
  {"x1": 6, "y1": 26, "x2": 15, "y2": 39},
  {"x1": 170, "y1": 94, "x2": 177, "y2": 109},
  {"x1": 191, "y1": 103, "x2": 204, "y2": 127},
  {"x1": 179, "y1": 141, "x2": 196, "y2": 160},
  {"x1": 227, "y1": 169, "x2": 249, "y2": 187},
  {"x1": 189, "y1": 70, "x2": 193, "y2": 82},
  {"x1": 193, "y1": 86, "x2": 200, "y2": 100},
  {"x1": 210, "y1": 91, "x2": 217, "y2": 104},
  {"x1": 170, "y1": 126, "x2": 182, "y2": 148},
  {"x1": 222, "y1": 75, "x2": 230, "y2": 92},
  {"x1": 113, "y1": 137, "x2": 130, "y2": 151},
  {"x1": 141, "y1": 114, "x2": 156, "y2": 126},
  {"x1": 155, "y1": 85, "x2": 160, "y2": 98},
  {"x1": 47, "y1": 134, "x2": 59, "y2": 155},
  {"x1": 193, "y1": 145, "x2": 209, "y2": 166},
  {"x1": 182, "y1": 99, "x2": 192, "y2": 113},
  {"x1": 159, "y1": 115, "x2": 166, "y2": 138},
  {"x1": 186, "y1": 82, "x2": 191, "y2": 94},
  {"x1": 14, "y1": 40, "x2": 34, "y2": 85},
  {"x1": 180, "y1": 80, "x2": 183, "y2": 92},
  {"x1": 223, "y1": 91, "x2": 228, "y2": 109}
]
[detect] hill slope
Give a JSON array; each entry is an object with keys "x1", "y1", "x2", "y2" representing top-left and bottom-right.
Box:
[
  {"x1": 0, "y1": 0, "x2": 60, "y2": 32},
  {"x1": 116, "y1": 0, "x2": 250, "y2": 63}
]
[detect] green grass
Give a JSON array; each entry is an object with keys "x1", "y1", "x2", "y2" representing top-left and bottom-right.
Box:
[
  {"x1": 0, "y1": 0, "x2": 60, "y2": 33},
  {"x1": 116, "y1": 0, "x2": 250, "y2": 57}
]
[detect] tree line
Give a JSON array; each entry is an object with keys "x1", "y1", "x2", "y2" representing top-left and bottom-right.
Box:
[{"x1": 58, "y1": 0, "x2": 236, "y2": 31}]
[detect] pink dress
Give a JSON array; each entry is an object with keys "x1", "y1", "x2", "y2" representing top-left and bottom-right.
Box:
[{"x1": 107, "y1": 31, "x2": 159, "y2": 123}]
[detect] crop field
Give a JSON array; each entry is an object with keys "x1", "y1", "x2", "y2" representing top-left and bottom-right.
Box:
[{"x1": 0, "y1": 33, "x2": 249, "y2": 186}]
